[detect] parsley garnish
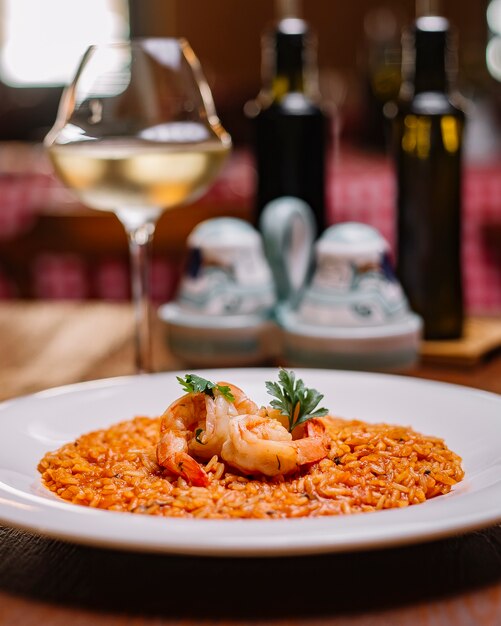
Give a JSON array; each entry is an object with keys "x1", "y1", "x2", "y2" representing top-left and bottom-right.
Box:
[
  {"x1": 265, "y1": 369, "x2": 328, "y2": 433},
  {"x1": 176, "y1": 374, "x2": 235, "y2": 402}
]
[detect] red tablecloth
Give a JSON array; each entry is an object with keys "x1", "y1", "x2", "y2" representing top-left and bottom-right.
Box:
[{"x1": 0, "y1": 146, "x2": 500, "y2": 313}]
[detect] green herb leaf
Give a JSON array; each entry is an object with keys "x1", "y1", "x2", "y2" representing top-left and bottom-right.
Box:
[
  {"x1": 176, "y1": 374, "x2": 235, "y2": 402},
  {"x1": 265, "y1": 369, "x2": 328, "y2": 432}
]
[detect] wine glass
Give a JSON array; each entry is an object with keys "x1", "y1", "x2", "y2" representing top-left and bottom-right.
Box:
[{"x1": 45, "y1": 39, "x2": 231, "y2": 373}]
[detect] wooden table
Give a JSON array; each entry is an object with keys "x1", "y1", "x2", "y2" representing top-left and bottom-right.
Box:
[{"x1": 1, "y1": 301, "x2": 501, "y2": 625}]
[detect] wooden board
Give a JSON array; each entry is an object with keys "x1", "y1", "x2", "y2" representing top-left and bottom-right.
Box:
[{"x1": 420, "y1": 317, "x2": 501, "y2": 366}]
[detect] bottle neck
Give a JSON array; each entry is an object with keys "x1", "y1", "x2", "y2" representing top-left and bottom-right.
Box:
[
  {"x1": 402, "y1": 16, "x2": 455, "y2": 97},
  {"x1": 262, "y1": 18, "x2": 318, "y2": 103},
  {"x1": 414, "y1": 32, "x2": 448, "y2": 93},
  {"x1": 273, "y1": 29, "x2": 305, "y2": 96}
]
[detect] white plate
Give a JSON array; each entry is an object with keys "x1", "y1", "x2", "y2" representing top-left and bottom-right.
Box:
[{"x1": 0, "y1": 369, "x2": 500, "y2": 557}]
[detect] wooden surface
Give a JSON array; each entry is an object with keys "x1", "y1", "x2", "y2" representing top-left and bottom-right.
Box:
[
  {"x1": 1, "y1": 301, "x2": 501, "y2": 625},
  {"x1": 420, "y1": 317, "x2": 501, "y2": 367}
]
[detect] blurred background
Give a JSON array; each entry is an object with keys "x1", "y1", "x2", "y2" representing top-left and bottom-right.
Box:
[{"x1": 0, "y1": 0, "x2": 500, "y2": 314}]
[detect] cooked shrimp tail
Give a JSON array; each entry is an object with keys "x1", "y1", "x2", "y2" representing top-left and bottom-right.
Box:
[
  {"x1": 295, "y1": 419, "x2": 329, "y2": 465},
  {"x1": 157, "y1": 430, "x2": 210, "y2": 487}
]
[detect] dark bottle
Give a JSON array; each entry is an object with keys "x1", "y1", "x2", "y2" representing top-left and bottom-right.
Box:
[
  {"x1": 249, "y1": 11, "x2": 328, "y2": 235},
  {"x1": 391, "y1": 16, "x2": 464, "y2": 339}
]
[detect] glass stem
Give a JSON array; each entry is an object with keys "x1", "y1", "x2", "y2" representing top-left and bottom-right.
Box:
[{"x1": 123, "y1": 219, "x2": 158, "y2": 374}]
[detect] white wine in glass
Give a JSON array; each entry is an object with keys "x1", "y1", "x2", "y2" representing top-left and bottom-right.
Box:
[{"x1": 45, "y1": 39, "x2": 231, "y2": 373}]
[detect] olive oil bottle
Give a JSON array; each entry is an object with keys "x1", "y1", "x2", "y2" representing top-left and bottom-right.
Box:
[
  {"x1": 249, "y1": 3, "x2": 328, "y2": 235},
  {"x1": 391, "y1": 16, "x2": 464, "y2": 339}
]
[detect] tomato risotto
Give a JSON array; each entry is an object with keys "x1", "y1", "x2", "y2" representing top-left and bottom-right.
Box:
[{"x1": 38, "y1": 413, "x2": 464, "y2": 519}]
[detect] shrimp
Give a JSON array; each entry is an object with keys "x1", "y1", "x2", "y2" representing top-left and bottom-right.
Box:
[
  {"x1": 222, "y1": 382, "x2": 258, "y2": 415},
  {"x1": 189, "y1": 382, "x2": 258, "y2": 459},
  {"x1": 156, "y1": 391, "x2": 213, "y2": 486},
  {"x1": 156, "y1": 383, "x2": 258, "y2": 486},
  {"x1": 220, "y1": 415, "x2": 329, "y2": 477},
  {"x1": 156, "y1": 429, "x2": 211, "y2": 487}
]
